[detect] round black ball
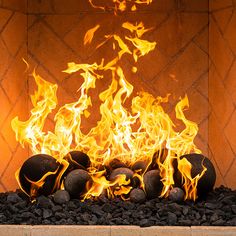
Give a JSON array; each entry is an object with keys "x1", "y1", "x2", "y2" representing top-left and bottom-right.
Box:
[
  {"x1": 19, "y1": 154, "x2": 60, "y2": 197},
  {"x1": 130, "y1": 188, "x2": 146, "y2": 203},
  {"x1": 143, "y1": 169, "x2": 163, "y2": 199},
  {"x1": 64, "y1": 169, "x2": 91, "y2": 198},
  {"x1": 109, "y1": 167, "x2": 134, "y2": 182},
  {"x1": 175, "y1": 153, "x2": 216, "y2": 197}
]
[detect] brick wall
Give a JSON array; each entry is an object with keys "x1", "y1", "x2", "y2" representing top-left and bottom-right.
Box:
[
  {"x1": 0, "y1": 0, "x2": 28, "y2": 191},
  {"x1": 0, "y1": 0, "x2": 235, "y2": 191},
  {"x1": 209, "y1": 0, "x2": 236, "y2": 188}
]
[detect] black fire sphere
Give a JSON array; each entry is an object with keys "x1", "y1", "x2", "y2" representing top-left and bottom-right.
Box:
[
  {"x1": 13, "y1": 151, "x2": 226, "y2": 226},
  {"x1": 1, "y1": 186, "x2": 236, "y2": 226}
]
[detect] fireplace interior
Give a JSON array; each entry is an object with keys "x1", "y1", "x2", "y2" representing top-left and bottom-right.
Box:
[{"x1": 0, "y1": 0, "x2": 236, "y2": 228}]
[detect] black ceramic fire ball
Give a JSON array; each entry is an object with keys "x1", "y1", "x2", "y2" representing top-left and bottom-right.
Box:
[
  {"x1": 63, "y1": 150, "x2": 91, "y2": 173},
  {"x1": 19, "y1": 154, "x2": 60, "y2": 197},
  {"x1": 109, "y1": 167, "x2": 134, "y2": 182},
  {"x1": 64, "y1": 169, "x2": 91, "y2": 198},
  {"x1": 143, "y1": 169, "x2": 163, "y2": 199},
  {"x1": 175, "y1": 153, "x2": 216, "y2": 197}
]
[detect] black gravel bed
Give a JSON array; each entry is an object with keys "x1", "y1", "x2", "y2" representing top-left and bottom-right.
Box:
[{"x1": 1, "y1": 186, "x2": 236, "y2": 227}]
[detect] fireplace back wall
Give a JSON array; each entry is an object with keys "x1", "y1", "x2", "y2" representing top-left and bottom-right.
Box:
[{"x1": 0, "y1": 0, "x2": 235, "y2": 192}]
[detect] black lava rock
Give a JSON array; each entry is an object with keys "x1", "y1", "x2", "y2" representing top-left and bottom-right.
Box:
[
  {"x1": 143, "y1": 170, "x2": 163, "y2": 199},
  {"x1": 130, "y1": 188, "x2": 146, "y2": 203},
  {"x1": 175, "y1": 153, "x2": 216, "y2": 197},
  {"x1": 0, "y1": 186, "x2": 235, "y2": 226},
  {"x1": 131, "y1": 160, "x2": 148, "y2": 173},
  {"x1": 6, "y1": 193, "x2": 22, "y2": 203},
  {"x1": 53, "y1": 190, "x2": 70, "y2": 204},
  {"x1": 64, "y1": 169, "x2": 91, "y2": 198}
]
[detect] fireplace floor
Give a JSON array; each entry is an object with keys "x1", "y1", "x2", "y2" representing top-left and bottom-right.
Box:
[{"x1": 1, "y1": 186, "x2": 236, "y2": 227}]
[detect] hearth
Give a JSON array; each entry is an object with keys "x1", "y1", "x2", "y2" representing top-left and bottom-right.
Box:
[{"x1": 0, "y1": 0, "x2": 236, "y2": 234}]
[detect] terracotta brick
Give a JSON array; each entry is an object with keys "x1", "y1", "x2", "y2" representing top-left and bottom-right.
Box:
[
  {"x1": 0, "y1": 135, "x2": 12, "y2": 179},
  {"x1": 210, "y1": 0, "x2": 233, "y2": 12},
  {"x1": 27, "y1": 0, "x2": 54, "y2": 14},
  {"x1": 0, "y1": 86, "x2": 11, "y2": 127},
  {"x1": 151, "y1": 12, "x2": 208, "y2": 57},
  {"x1": 0, "y1": 38, "x2": 11, "y2": 79},
  {"x1": 184, "y1": 89, "x2": 209, "y2": 124},
  {"x1": 209, "y1": 65, "x2": 234, "y2": 129},
  {"x1": 209, "y1": 17, "x2": 234, "y2": 79},
  {"x1": 225, "y1": 60, "x2": 236, "y2": 105},
  {"x1": 0, "y1": 182, "x2": 6, "y2": 192},
  {"x1": 53, "y1": 0, "x2": 94, "y2": 14},
  {"x1": 28, "y1": 21, "x2": 78, "y2": 82},
  {"x1": 180, "y1": 0, "x2": 209, "y2": 12},
  {"x1": 193, "y1": 26, "x2": 209, "y2": 54},
  {"x1": 1, "y1": 12, "x2": 26, "y2": 56},
  {"x1": 45, "y1": 15, "x2": 83, "y2": 38},
  {"x1": 140, "y1": 0, "x2": 176, "y2": 12},
  {"x1": 194, "y1": 118, "x2": 209, "y2": 156},
  {"x1": 225, "y1": 11, "x2": 236, "y2": 55},
  {"x1": 225, "y1": 159, "x2": 236, "y2": 189},
  {"x1": 1, "y1": 47, "x2": 28, "y2": 104},
  {"x1": 152, "y1": 42, "x2": 208, "y2": 101},
  {"x1": 208, "y1": 112, "x2": 235, "y2": 177},
  {"x1": 213, "y1": 7, "x2": 233, "y2": 33},
  {"x1": 0, "y1": 8, "x2": 12, "y2": 31},
  {"x1": 195, "y1": 72, "x2": 209, "y2": 99},
  {"x1": 224, "y1": 110, "x2": 236, "y2": 154},
  {"x1": 2, "y1": 0, "x2": 26, "y2": 13},
  {"x1": 1, "y1": 144, "x2": 28, "y2": 191},
  {"x1": 1, "y1": 90, "x2": 28, "y2": 152}
]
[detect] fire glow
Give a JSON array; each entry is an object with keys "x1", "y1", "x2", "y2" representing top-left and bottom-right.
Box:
[{"x1": 11, "y1": 0, "x2": 207, "y2": 202}]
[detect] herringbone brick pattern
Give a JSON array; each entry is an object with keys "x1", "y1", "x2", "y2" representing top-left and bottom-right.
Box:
[
  {"x1": 0, "y1": 0, "x2": 235, "y2": 191},
  {"x1": 209, "y1": 0, "x2": 236, "y2": 188},
  {"x1": 0, "y1": 2, "x2": 28, "y2": 191},
  {"x1": 27, "y1": 1, "x2": 210, "y2": 181}
]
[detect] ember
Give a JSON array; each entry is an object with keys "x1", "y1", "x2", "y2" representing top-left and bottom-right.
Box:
[{"x1": 11, "y1": 0, "x2": 216, "y2": 203}]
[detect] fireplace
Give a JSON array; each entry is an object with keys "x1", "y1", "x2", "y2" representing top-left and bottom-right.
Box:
[{"x1": 0, "y1": 0, "x2": 236, "y2": 232}]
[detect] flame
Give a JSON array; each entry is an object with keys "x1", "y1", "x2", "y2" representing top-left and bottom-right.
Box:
[
  {"x1": 12, "y1": 0, "x2": 206, "y2": 201},
  {"x1": 84, "y1": 24, "x2": 100, "y2": 45},
  {"x1": 88, "y1": 0, "x2": 153, "y2": 14},
  {"x1": 178, "y1": 157, "x2": 207, "y2": 201}
]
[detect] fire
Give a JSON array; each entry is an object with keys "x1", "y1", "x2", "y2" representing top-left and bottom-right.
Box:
[
  {"x1": 12, "y1": 0, "x2": 206, "y2": 201},
  {"x1": 88, "y1": 0, "x2": 153, "y2": 14}
]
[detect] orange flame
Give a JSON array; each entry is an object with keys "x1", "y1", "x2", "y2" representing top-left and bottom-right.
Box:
[
  {"x1": 12, "y1": 0, "x2": 206, "y2": 201},
  {"x1": 88, "y1": 0, "x2": 153, "y2": 14},
  {"x1": 84, "y1": 24, "x2": 100, "y2": 45}
]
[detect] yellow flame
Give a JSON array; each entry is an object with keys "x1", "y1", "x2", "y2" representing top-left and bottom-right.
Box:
[
  {"x1": 12, "y1": 0, "x2": 206, "y2": 201},
  {"x1": 84, "y1": 24, "x2": 100, "y2": 45},
  {"x1": 88, "y1": 0, "x2": 153, "y2": 14},
  {"x1": 178, "y1": 157, "x2": 207, "y2": 201}
]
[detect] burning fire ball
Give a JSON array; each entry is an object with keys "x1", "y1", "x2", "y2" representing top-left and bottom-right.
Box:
[
  {"x1": 18, "y1": 154, "x2": 60, "y2": 197},
  {"x1": 63, "y1": 151, "x2": 91, "y2": 174},
  {"x1": 175, "y1": 153, "x2": 216, "y2": 197}
]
